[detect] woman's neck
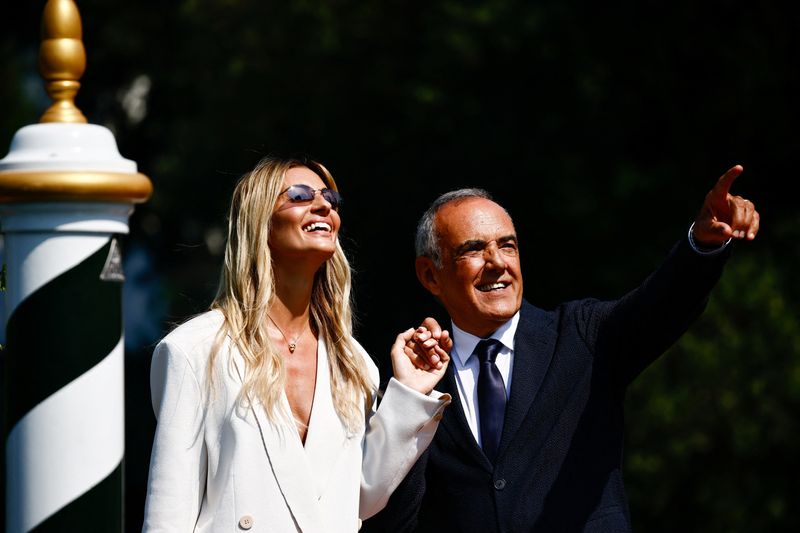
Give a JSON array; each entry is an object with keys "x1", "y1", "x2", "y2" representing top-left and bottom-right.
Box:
[{"x1": 270, "y1": 264, "x2": 315, "y2": 326}]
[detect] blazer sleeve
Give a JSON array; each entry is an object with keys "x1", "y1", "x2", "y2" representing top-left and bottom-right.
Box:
[
  {"x1": 359, "y1": 369, "x2": 451, "y2": 520},
  {"x1": 142, "y1": 339, "x2": 208, "y2": 532},
  {"x1": 585, "y1": 236, "x2": 731, "y2": 386}
]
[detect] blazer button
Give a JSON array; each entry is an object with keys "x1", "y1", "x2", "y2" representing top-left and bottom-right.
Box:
[
  {"x1": 494, "y1": 478, "x2": 506, "y2": 490},
  {"x1": 238, "y1": 515, "x2": 254, "y2": 530}
]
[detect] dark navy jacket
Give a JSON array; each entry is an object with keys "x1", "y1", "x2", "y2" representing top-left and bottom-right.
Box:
[{"x1": 364, "y1": 238, "x2": 729, "y2": 532}]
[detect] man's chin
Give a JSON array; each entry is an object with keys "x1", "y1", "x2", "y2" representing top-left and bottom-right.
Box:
[
  {"x1": 477, "y1": 296, "x2": 519, "y2": 317},
  {"x1": 475, "y1": 305, "x2": 518, "y2": 327}
]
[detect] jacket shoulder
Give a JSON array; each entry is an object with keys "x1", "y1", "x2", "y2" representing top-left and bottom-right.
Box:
[
  {"x1": 519, "y1": 296, "x2": 609, "y2": 343},
  {"x1": 518, "y1": 299, "x2": 559, "y2": 330},
  {"x1": 157, "y1": 310, "x2": 225, "y2": 364}
]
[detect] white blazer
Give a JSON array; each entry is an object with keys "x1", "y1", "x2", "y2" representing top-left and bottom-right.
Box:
[{"x1": 142, "y1": 311, "x2": 450, "y2": 533}]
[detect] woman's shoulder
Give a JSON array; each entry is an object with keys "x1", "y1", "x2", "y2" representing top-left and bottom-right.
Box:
[{"x1": 156, "y1": 309, "x2": 225, "y2": 361}]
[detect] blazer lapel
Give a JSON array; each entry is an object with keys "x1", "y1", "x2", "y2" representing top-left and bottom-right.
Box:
[
  {"x1": 497, "y1": 301, "x2": 556, "y2": 458},
  {"x1": 231, "y1": 349, "x2": 326, "y2": 532},
  {"x1": 438, "y1": 362, "x2": 494, "y2": 471},
  {"x1": 302, "y1": 341, "x2": 349, "y2": 499}
]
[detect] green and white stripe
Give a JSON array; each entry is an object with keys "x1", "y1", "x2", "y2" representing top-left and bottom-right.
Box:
[{"x1": 3, "y1": 204, "x2": 130, "y2": 532}]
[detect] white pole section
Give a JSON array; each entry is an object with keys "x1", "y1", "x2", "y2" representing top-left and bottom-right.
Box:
[{"x1": 0, "y1": 2, "x2": 152, "y2": 531}]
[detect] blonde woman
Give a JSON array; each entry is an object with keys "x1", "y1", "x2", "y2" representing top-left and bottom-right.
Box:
[{"x1": 143, "y1": 156, "x2": 451, "y2": 532}]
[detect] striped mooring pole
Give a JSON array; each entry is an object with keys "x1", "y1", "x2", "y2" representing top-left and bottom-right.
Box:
[{"x1": 0, "y1": 1, "x2": 152, "y2": 531}]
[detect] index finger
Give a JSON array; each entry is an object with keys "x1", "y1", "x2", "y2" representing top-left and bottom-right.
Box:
[{"x1": 712, "y1": 164, "x2": 744, "y2": 198}]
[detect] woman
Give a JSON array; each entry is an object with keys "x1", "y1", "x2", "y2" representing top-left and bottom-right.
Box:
[{"x1": 143, "y1": 156, "x2": 451, "y2": 532}]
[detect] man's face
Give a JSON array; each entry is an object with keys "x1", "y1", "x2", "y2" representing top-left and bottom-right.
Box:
[{"x1": 418, "y1": 198, "x2": 523, "y2": 338}]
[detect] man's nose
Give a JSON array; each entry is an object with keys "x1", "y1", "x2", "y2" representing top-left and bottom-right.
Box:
[{"x1": 483, "y1": 244, "x2": 506, "y2": 270}]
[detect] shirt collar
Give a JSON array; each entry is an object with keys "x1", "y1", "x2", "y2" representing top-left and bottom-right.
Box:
[{"x1": 451, "y1": 311, "x2": 520, "y2": 366}]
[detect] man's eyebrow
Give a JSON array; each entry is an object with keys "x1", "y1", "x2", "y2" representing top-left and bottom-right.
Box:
[
  {"x1": 454, "y1": 239, "x2": 487, "y2": 256},
  {"x1": 453, "y1": 235, "x2": 517, "y2": 255}
]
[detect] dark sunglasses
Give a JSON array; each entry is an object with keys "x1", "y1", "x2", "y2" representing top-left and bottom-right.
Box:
[{"x1": 280, "y1": 184, "x2": 342, "y2": 210}]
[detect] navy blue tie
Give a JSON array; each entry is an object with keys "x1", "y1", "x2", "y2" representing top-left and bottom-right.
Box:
[{"x1": 475, "y1": 339, "x2": 506, "y2": 463}]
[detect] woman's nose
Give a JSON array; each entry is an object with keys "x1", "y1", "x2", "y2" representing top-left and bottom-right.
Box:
[{"x1": 310, "y1": 190, "x2": 332, "y2": 212}]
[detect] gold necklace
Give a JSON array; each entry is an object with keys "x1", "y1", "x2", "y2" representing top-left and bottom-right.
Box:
[{"x1": 267, "y1": 314, "x2": 309, "y2": 353}]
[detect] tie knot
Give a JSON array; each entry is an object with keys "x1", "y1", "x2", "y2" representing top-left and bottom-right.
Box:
[{"x1": 474, "y1": 338, "x2": 503, "y2": 364}]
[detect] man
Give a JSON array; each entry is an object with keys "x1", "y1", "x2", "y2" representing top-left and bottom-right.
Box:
[{"x1": 364, "y1": 165, "x2": 759, "y2": 532}]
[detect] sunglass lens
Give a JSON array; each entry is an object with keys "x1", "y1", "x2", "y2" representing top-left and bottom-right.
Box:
[
  {"x1": 322, "y1": 189, "x2": 341, "y2": 209},
  {"x1": 284, "y1": 185, "x2": 340, "y2": 209},
  {"x1": 286, "y1": 185, "x2": 315, "y2": 202}
]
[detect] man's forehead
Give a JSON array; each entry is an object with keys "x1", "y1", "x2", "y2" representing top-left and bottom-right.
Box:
[{"x1": 436, "y1": 198, "x2": 516, "y2": 241}]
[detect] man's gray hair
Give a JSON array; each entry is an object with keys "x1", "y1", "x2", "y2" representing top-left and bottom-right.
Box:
[{"x1": 415, "y1": 188, "x2": 498, "y2": 268}]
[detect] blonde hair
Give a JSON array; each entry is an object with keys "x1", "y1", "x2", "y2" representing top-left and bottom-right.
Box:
[{"x1": 210, "y1": 155, "x2": 373, "y2": 433}]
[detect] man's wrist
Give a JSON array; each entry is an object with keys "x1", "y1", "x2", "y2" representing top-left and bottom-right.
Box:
[{"x1": 688, "y1": 222, "x2": 731, "y2": 256}]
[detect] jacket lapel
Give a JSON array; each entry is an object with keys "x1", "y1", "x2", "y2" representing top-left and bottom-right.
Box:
[
  {"x1": 438, "y1": 361, "x2": 494, "y2": 471},
  {"x1": 497, "y1": 300, "x2": 556, "y2": 458},
  {"x1": 301, "y1": 341, "x2": 349, "y2": 499},
  {"x1": 231, "y1": 348, "x2": 327, "y2": 532}
]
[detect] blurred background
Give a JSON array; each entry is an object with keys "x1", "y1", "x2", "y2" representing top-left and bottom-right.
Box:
[{"x1": 2, "y1": 0, "x2": 799, "y2": 530}]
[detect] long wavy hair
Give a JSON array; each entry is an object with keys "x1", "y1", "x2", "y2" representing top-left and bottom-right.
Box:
[{"x1": 209, "y1": 155, "x2": 373, "y2": 433}]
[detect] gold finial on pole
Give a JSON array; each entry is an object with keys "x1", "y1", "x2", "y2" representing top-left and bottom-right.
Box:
[
  {"x1": 38, "y1": 0, "x2": 88, "y2": 123},
  {"x1": 0, "y1": 0, "x2": 153, "y2": 205}
]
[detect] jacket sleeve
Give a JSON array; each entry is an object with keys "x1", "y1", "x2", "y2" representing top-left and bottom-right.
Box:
[
  {"x1": 360, "y1": 449, "x2": 430, "y2": 533},
  {"x1": 142, "y1": 340, "x2": 208, "y2": 532},
  {"x1": 584, "y1": 236, "x2": 731, "y2": 386},
  {"x1": 359, "y1": 371, "x2": 451, "y2": 520}
]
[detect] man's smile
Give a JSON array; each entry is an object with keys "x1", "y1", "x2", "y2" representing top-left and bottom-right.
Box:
[{"x1": 476, "y1": 282, "x2": 510, "y2": 292}]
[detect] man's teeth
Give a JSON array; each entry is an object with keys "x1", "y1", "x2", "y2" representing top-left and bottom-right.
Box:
[
  {"x1": 477, "y1": 282, "x2": 507, "y2": 292},
  {"x1": 303, "y1": 222, "x2": 331, "y2": 232}
]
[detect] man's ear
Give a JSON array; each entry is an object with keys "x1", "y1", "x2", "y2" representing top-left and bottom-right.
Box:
[{"x1": 415, "y1": 256, "x2": 442, "y2": 296}]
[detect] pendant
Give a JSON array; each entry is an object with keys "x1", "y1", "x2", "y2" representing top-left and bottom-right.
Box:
[{"x1": 288, "y1": 343, "x2": 296, "y2": 353}]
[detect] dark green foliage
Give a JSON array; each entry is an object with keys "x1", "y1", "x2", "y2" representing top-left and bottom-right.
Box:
[
  {"x1": 627, "y1": 254, "x2": 800, "y2": 531},
  {"x1": 2, "y1": 0, "x2": 798, "y2": 530}
]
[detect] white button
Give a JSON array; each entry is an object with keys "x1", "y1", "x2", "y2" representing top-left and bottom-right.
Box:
[{"x1": 239, "y1": 515, "x2": 254, "y2": 530}]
